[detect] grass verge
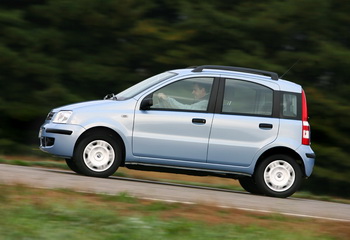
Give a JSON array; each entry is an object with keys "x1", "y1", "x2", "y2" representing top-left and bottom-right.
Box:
[{"x1": 0, "y1": 184, "x2": 348, "y2": 240}]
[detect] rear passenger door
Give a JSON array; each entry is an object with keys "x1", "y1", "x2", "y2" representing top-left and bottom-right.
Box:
[{"x1": 207, "y1": 78, "x2": 279, "y2": 166}]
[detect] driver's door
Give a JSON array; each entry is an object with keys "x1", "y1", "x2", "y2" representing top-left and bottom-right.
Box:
[{"x1": 132, "y1": 77, "x2": 215, "y2": 162}]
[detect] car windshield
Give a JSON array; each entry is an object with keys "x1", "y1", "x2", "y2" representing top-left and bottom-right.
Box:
[{"x1": 116, "y1": 72, "x2": 177, "y2": 100}]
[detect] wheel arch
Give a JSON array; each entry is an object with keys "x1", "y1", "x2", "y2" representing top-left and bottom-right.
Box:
[
  {"x1": 74, "y1": 126, "x2": 126, "y2": 166},
  {"x1": 254, "y1": 147, "x2": 306, "y2": 177}
]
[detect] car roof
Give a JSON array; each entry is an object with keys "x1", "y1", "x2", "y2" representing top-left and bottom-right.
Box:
[{"x1": 169, "y1": 66, "x2": 302, "y2": 93}]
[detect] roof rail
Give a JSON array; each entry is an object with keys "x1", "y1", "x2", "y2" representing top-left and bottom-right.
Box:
[{"x1": 191, "y1": 65, "x2": 279, "y2": 80}]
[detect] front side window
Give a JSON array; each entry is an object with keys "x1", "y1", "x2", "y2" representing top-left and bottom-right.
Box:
[
  {"x1": 151, "y1": 77, "x2": 214, "y2": 111},
  {"x1": 222, "y1": 79, "x2": 273, "y2": 116}
]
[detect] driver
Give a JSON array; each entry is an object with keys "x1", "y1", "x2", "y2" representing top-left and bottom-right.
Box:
[{"x1": 156, "y1": 83, "x2": 210, "y2": 111}]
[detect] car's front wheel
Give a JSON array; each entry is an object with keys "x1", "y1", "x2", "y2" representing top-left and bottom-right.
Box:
[
  {"x1": 254, "y1": 155, "x2": 302, "y2": 198},
  {"x1": 65, "y1": 158, "x2": 82, "y2": 174},
  {"x1": 72, "y1": 132, "x2": 122, "y2": 178}
]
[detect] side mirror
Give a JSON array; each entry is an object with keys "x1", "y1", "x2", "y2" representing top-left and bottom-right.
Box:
[{"x1": 140, "y1": 98, "x2": 153, "y2": 110}]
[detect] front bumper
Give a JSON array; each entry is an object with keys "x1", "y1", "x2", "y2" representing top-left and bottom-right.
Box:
[{"x1": 39, "y1": 123, "x2": 86, "y2": 158}]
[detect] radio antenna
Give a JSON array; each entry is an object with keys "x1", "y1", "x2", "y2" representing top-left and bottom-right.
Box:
[{"x1": 280, "y1": 58, "x2": 301, "y2": 79}]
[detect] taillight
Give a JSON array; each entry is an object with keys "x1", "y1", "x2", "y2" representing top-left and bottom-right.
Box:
[
  {"x1": 302, "y1": 121, "x2": 310, "y2": 145},
  {"x1": 302, "y1": 90, "x2": 310, "y2": 145}
]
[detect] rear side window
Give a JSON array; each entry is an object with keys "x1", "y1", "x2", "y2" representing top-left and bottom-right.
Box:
[
  {"x1": 281, "y1": 92, "x2": 301, "y2": 119},
  {"x1": 222, "y1": 79, "x2": 273, "y2": 116}
]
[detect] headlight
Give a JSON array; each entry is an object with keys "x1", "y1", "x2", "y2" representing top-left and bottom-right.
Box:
[{"x1": 52, "y1": 111, "x2": 72, "y2": 124}]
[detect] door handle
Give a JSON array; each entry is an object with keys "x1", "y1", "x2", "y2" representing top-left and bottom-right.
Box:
[
  {"x1": 259, "y1": 123, "x2": 273, "y2": 129},
  {"x1": 192, "y1": 118, "x2": 206, "y2": 124}
]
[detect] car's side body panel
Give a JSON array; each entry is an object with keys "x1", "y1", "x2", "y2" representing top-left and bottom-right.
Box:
[
  {"x1": 133, "y1": 110, "x2": 214, "y2": 162},
  {"x1": 207, "y1": 115, "x2": 280, "y2": 167}
]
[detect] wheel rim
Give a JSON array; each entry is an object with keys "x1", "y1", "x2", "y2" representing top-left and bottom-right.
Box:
[
  {"x1": 83, "y1": 140, "x2": 115, "y2": 172},
  {"x1": 263, "y1": 160, "x2": 295, "y2": 192}
]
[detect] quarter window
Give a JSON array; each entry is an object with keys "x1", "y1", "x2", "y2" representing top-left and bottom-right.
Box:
[
  {"x1": 282, "y1": 93, "x2": 298, "y2": 118},
  {"x1": 222, "y1": 79, "x2": 273, "y2": 116}
]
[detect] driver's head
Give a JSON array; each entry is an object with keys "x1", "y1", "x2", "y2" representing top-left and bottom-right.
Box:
[{"x1": 192, "y1": 83, "x2": 208, "y2": 100}]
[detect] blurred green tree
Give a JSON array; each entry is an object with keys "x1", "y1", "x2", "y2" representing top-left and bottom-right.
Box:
[{"x1": 0, "y1": 0, "x2": 349, "y2": 197}]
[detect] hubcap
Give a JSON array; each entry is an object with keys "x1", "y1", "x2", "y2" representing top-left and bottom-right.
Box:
[
  {"x1": 83, "y1": 140, "x2": 115, "y2": 172},
  {"x1": 264, "y1": 160, "x2": 295, "y2": 192}
]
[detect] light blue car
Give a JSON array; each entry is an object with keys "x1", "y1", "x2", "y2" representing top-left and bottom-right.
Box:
[{"x1": 39, "y1": 65, "x2": 315, "y2": 198}]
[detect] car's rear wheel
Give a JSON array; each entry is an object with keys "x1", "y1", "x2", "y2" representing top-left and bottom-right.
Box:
[
  {"x1": 72, "y1": 132, "x2": 122, "y2": 178},
  {"x1": 238, "y1": 177, "x2": 261, "y2": 194},
  {"x1": 254, "y1": 154, "x2": 302, "y2": 198}
]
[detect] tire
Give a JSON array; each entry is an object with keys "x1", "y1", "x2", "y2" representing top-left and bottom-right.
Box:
[
  {"x1": 238, "y1": 177, "x2": 261, "y2": 194},
  {"x1": 254, "y1": 154, "x2": 302, "y2": 198},
  {"x1": 72, "y1": 132, "x2": 122, "y2": 178},
  {"x1": 65, "y1": 158, "x2": 82, "y2": 174}
]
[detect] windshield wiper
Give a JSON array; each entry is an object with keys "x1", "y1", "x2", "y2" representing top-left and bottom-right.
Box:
[{"x1": 104, "y1": 93, "x2": 117, "y2": 100}]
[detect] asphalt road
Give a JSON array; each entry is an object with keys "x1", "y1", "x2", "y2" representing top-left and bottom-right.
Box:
[{"x1": 1, "y1": 163, "x2": 349, "y2": 222}]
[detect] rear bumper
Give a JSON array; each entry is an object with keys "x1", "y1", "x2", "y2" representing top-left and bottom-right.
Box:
[
  {"x1": 39, "y1": 123, "x2": 85, "y2": 158},
  {"x1": 296, "y1": 145, "x2": 315, "y2": 177}
]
